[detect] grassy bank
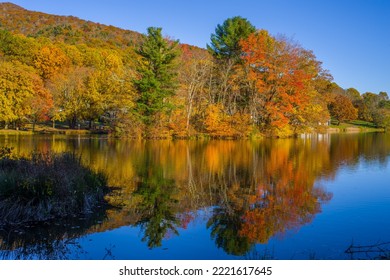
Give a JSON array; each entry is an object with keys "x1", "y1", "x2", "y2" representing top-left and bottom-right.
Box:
[
  {"x1": 0, "y1": 129, "x2": 34, "y2": 135},
  {"x1": 328, "y1": 120, "x2": 385, "y2": 133},
  {"x1": 0, "y1": 122, "x2": 109, "y2": 136},
  {"x1": 0, "y1": 148, "x2": 110, "y2": 226},
  {"x1": 1, "y1": 119, "x2": 386, "y2": 139}
]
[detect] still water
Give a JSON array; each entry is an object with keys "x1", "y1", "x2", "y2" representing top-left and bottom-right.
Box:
[{"x1": 1, "y1": 133, "x2": 390, "y2": 260}]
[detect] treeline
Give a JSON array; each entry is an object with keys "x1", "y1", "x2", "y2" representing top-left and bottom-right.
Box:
[
  {"x1": 328, "y1": 84, "x2": 390, "y2": 127},
  {"x1": 0, "y1": 3, "x2": 389, "y2": 137}
]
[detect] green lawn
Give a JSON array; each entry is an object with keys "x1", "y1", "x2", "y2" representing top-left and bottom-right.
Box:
[{"x1": 347, "y1": 120, "x2": 378, "y2": 128}]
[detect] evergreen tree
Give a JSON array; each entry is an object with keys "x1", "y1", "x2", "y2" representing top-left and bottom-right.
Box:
[
  {"x1": 207, "y1": 16, "x2": 256, "y2": 61},
  {"x1": 134, "y1": 27, "x2": 179, "y2": 128},
  {"x1": 206, "y1": 17, "x2": 256, "y2": 116}
]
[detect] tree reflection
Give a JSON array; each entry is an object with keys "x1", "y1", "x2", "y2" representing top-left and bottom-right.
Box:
[
  {"x1": 207, "y1": 206, "x2": 252, "y2": 255},
  {"x1": 239, "y1": 182, "x2": 331, "y2": 244},
  {"x1": 0, "y1": 211, "x2": 107, "y2": 259},
  {"x1": 206, "y1": 138, "x2": 332, "y2": 254},
  {"x1": 133, "y1": 153, "x2": 180, "y2": 249}
]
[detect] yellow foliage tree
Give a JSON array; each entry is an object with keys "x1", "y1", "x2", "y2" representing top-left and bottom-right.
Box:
[
  {"x1": 34, "y1": 44, "x2": 70, "y2": 80},
  {"x1": 0, "y1": 61, "x2": 50, "y2": 129}
]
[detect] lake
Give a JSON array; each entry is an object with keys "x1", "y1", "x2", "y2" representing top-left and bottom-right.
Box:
[{"x1": 1, "y1": 133, "x2": 390, "y2": 260}]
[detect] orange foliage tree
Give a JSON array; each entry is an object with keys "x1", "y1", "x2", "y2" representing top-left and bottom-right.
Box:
[
  {"x1": 34, "y1": 44, "x2": 71, "y2": 81},
  {"x1": 328, "y1": 94, "x2": 358, "y2": 124},
  {"x1": 240, "y1": 30, "x2": 330, "y2": 136}
]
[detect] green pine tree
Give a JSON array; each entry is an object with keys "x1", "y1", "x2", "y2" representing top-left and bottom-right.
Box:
[
  {"x1": 207, "y1": 16, "x2": 256, "y2": 61},
  {"x1": 134, "y1": 27, "x2": 179, "y2": 130}
]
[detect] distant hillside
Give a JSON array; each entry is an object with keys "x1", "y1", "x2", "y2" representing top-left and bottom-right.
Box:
[{"x1": 0, "y1": 2, "x2": 143, "y2": 47}]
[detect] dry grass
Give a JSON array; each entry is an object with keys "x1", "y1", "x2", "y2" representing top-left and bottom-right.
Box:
[{"x1": 0, "y1": 149, "x2": 110, "y2": 226}]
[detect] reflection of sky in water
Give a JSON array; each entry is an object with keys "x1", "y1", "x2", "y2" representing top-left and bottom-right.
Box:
[
  {"x1": 1, "y1": 133, "x2": 390, "y2": 259},
  {"x1": 72, "y1": 209, "x2": 234, "y2": 260}
]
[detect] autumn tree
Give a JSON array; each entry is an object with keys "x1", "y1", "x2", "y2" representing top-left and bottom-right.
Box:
[
  {"x1": 372, "y1": 108, "x2": 390, "y2": 128},
  {"x1": 81, "y1": 50, "x2": 135, "y2": 132},
  {"x1": 329, "y1": 82, "x2": 345, "y2": 96},
  {"x1": 0, "y1": 61, "x2": 50, "y2": 129},
  {"x1": 28, "y1": 81, "x2": 53, "y2": 132},
  {"x1": 134, "y1": 27, "x2": 180, "y2": 136},
  {"x1": 379, "y1": 91, "x2": 389, "y2": 101},
  {"x1": 49, "y1": 67, "x2": 91, "y2": 128},
  {"x1": 0, "y1": 30, "x2": 38, "y2": 66},
  {"x1": 356, "y1": 92, "x2": 381, "y2": 122},
  {"x1": 240, "y1": 30, "x2": 330, "y2": 136},
  {"x1": 174, "y1": 45, "x2": 213, "y2": 136},
  {"x1": 356, "y1": 91, "x2": 390, "y2": 127},
  {"x1": 0, "y1": 61, "x2": 28, "y2": 128},
  {"x1": 345, "y1": 87, "x2": 362, "y2": 104},
  {"x1": 328, "y1": 94, "x2": 358, "y2": 124},
  {"x1": 34, "y1": 43, "x2": 71, "y2": 81}
]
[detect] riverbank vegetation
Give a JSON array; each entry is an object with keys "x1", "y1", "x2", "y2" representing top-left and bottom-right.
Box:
[
  {"x1": 0, "y1": 147, "x2": 110, "y2": 225},
  {"x1": 0, "y1": 3, "x2": 389, "y2": 138}
]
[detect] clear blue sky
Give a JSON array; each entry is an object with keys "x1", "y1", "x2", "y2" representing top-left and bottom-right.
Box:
[{"x1": 4, "y1": 0, "x2": 390, "y2": 94}]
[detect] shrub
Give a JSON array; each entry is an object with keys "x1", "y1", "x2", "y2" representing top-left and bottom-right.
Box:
[
  {"x1": 0, "y1": 150, "x2": 110, "y2": 225},
  {"x1": 0, "y1": 146, "x2": 16, "y2": 159}
]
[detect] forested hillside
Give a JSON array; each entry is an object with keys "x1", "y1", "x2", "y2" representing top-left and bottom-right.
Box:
[
  {"x1": 0, "y1": 2, "x2": 142, "y2": 46},
  {"x1": 1, "y1": 2, "x2": 389, "y2": 138}
]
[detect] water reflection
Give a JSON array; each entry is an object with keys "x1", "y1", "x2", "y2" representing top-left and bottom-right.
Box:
[
  {"x1": 1, "y1": 133, "x2": 390, "y2": 259},
  {"x1": 0, "y1": 210, "x2": 107, "y2": 259},
  {"x1": 133, "y1": 147, "x2": 181, "y2": 248}
]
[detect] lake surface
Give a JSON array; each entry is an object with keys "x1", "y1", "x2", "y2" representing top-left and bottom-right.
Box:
[{"x1": 1, "y1": 133, "x2": 390, "y2": 260}]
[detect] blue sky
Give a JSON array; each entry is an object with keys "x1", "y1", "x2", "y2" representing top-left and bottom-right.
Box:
[{"x1": 4, "y1": 0, "x2": 390, "y2": 94}]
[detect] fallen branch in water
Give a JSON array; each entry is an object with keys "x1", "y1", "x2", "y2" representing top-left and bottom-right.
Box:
[{"x1": 345, "y1": 241, "x2": 390, "y2": 259}]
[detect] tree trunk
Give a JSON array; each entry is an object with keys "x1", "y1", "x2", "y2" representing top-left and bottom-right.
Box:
[{"x1": 69, "y1": 115, "x2": 77, "y2": 129}]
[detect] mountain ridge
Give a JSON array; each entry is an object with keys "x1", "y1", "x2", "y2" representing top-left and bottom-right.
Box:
[
  {"x1": 0, "y1": 2, "x2": 144, "y2": 47},
  {"x1": 0, "y1": 2, "x2": 206, "y2": 52}
]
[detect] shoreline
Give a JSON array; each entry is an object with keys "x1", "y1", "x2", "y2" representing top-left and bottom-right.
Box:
[{"x1": 0, "y1": 126, "x2": 386, "y2": 139}]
